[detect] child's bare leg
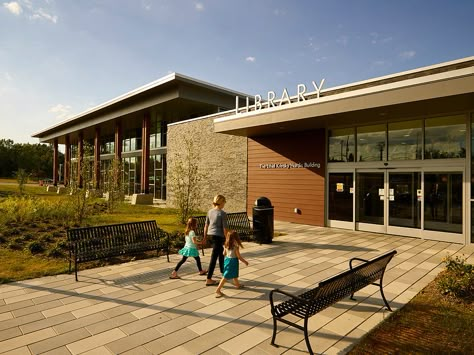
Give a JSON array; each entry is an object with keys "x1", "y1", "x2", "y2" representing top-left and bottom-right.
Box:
[
  {"x1": 232, "y1": 278, "x2": 240, "y2": 288},
  {"x1": 216, "y1": 278, "x2": 227, "y2": 297}
]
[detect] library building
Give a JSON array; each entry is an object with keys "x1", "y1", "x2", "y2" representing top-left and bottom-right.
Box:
[{"x1": 33, "y1": 56, "x2": 474, "y2": 245}]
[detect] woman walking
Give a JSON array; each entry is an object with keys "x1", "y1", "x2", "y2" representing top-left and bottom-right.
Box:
[{"x1": 202, "y1": 194, "x2": 228, "y2": 286}]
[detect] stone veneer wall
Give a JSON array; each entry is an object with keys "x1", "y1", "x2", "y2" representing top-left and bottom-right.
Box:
[{"x1": 167, "y1": 116, "x2": 247, "y2": 213}]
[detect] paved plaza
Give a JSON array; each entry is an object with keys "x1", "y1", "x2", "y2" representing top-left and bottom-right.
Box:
[{"x1": 1, "y1": 221, "x2": 473, "y2": 355}]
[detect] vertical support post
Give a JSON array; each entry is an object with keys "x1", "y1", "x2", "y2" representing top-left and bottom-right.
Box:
[
  {"x1": 53, "y1": 139, "x2": 59, "y2": 186},
  {"x1": 64, "y1": 135, "x2": 70, "y2": 187},
  {"x1": 78, "y1": 131, "x2": 84, "y2": 188},
  {"x1": 94, "y1": 126, "x2": 100, "y2": 190},
  {"x1": 141, "y1": 113, "x2": 150, "y2": 194},
  {"x1": 114, "y1": 120, "x2": 122, "y2": 160}
]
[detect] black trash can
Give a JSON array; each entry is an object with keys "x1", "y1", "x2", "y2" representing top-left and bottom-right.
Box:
[{"x1": 253, "y1": 197, "x2": 274, "y2": 244}]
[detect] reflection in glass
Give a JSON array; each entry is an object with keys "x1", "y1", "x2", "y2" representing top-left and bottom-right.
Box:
[
  {"x1": 328, "y1": 128, "x2": 355, "y2": 162},
  {"x1": 328, "y1": 173, "x2": 353, "y2": 221},
  {"x1": 388, "y1": 172, "x2": 421, "y2": 228},
  {"x1": 471, "y1": 117, "x2": 474, "y2": 198},
  {"x1": 149, "y1": 154, "x2": 166, "y2": 199},
  {"x1": 388, "y1": 121, "x2": 422, "y2": 160},
  {"x1": 425, "y1": 115, "x2": 466, "y2": 159},
  {"x1": 356, "y1": 173, "x2": 384, "y2": 224},
  {"x1": 424, "y1": 173, "x2": 462, "y2": 233},
  {"x1": 357, "y1": 124, "x2": 386, "y2": 161},
  {"x1": 471, "y1": 203, "x2": 474, "y2": 243}
]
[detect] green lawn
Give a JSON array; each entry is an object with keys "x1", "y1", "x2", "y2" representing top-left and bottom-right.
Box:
[{"x1": 0, "y1": 181, "x2": 184, "y2": 283}]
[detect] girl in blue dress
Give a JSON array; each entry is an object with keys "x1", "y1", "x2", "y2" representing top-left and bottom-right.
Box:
[
  {"x1": 170, "y1": 217, "x2": 207, "y2": 279},
  {"x1": 215, "y1": 230, "x2": 249, "y2": 297}
]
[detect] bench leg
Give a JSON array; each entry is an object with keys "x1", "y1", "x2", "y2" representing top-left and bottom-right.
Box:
[
  {"x1": 270, "y1": 317, "x2": 278, "y2": 347},
  {"x1": 379, "y1": 283, "x2": 392, "y2": 311},
  {"x1": 303, "y1": 317, "x2": 314, "y2": 355},
  {"x1": 74, "y1": 259, "x2": 78, "y2": 282}
]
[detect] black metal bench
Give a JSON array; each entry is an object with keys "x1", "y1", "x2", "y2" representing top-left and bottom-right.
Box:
[
  {"x1": 67, "y1": 220, "x2": 170, "y2": 281},
  {"x1": 269, "y1": 250, "x2": 397, "y2": 354},
  {"x1": 193, "y1": 212, "x2": 253, "y2": 255}
]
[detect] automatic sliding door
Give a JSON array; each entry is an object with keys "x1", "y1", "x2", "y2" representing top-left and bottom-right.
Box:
[
  {"x1": 388, "y1": 172, "x2": 421, "y2": 229},
  {"x1": 356, "y1": 172, "x2": 385, "y2": 232}
]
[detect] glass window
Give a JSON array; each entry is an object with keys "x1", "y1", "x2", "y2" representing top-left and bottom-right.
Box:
[
  {"x1": 425, "y1": 115, "x2": 466, "y2": 159},
  {"x1": 150, "y1": 116, "x2": 162, "y2": 149},
  {"x1": 424, "y1": 173, "x2": 462, "y2": 233},
  {"x1": 328, "y1": 173, "x2": 353, "y2": 221},
  {"x1": 388, "y1": 120, "x2": 422, "y2": 160},
  {"x1": 100, "y1": 136, "x2": 114, "y2": 154},
  {"x1": 328, "y1": 128, "x2": 355, "y2": 162},
  {"x1": 471, "y1": 114, "x2": 474, "y2": 198},
  {"x1": 357, "y1": 124, "x2": 386, "y2": 162}
]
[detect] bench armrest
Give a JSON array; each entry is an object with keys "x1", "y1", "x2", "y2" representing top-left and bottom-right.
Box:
[
  {"x1": 349, "y1": 257, "x2": 369, "y2": 269},
  {"x1": 269, "y1": 288, "x2": 309, "y2": 311}
]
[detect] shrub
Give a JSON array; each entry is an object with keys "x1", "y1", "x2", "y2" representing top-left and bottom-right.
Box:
[
  {"x1": 438, "y1": 254, "x2": 474, "y2": 301},
  {"x1": 40, "y1": 234, "x2": 54, "y2": 243},
  {"x1": 22, "y1": 233, "x2": 35, "y2": 241},
  {"x1": 47, "y1": 246, "x2": 64, "y2": 258},
  {"x1": 169, "y1": 231, "x2": 185, "y2": 251},
  {"x1": 56, "y1": 240, "x2": 69, "y2": 250},
  {"x1": 27, "y1": 241, "x2": 44, "y2": 254},
  {"x1": 8, "y1": 241, "x2": 22, "y2": 250},
  {"x1": 52, "y1": 231, "x2": 64, "y2": 238},
  {"x1": 3, "y1": 228, "x2": 20, "y2": 237}
]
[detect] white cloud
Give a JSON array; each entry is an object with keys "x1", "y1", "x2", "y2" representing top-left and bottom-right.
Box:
[
  {"x1": 3, "y1": 1, "x2": 22, "y2": 15},
  {"x1": 195, "y1": 2, "x2": 204, "y2": 11},
  {"x1": 399, "y1": 50, "x2": 416, "y2": 60},
  {"x1": 49, "y1": 104, "x2": 72, "y2": 119},
  {"x1": 4, "y1": 72, "x2": 13, "y2": 81},
  {"x1": 3, "y1": 1, "x2": 58, "y2": 23},
  {"x1": 245, "y1": 56, "x2": 256, "y2": 63},
  {"x1": 30, "y1": 7, "x2": 57, "y2": 23}
]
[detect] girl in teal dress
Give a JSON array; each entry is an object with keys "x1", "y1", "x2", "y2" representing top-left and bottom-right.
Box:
[
  {"x1": 170, "y1": 217, "x2": 207, "y2": 279},
  {"x1": 215, "y1": 230, "x2": 249, "y2": 297}
]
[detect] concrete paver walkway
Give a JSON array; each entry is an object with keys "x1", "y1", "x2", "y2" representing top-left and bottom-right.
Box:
[{"x1": 1, "y1": 221, "x2": 473, "y2": 354}]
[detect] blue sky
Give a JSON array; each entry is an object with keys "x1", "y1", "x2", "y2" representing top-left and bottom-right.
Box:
[{"x1": 1, "y1": 0, "x2": 473, "y2": 144}]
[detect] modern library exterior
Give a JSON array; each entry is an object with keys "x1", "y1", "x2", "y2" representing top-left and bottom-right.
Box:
[{"x1": 33, "y1": 56, "x2": 474, "y2": 245}]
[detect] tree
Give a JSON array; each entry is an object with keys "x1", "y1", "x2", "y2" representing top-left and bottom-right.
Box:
[
  {"x1": 68, "y1": 143, "x2": 93, "y2": 225},
  {"x1": 14, "y1": 168, "x2": 29, "y2": 195},
  {"x1": 105, "y1": 158, "x2": 124, "y2": 213},
  {"x1": 0, "y1": 139, "x2": 62, "y2": 179},
  {"x1": 168, "y1": 137, "x2": 207, "y2": 224}
]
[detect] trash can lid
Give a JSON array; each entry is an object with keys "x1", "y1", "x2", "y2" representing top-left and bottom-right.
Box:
[{"x1": 255, "y1": 196, "x2": 272, "y2": 207}]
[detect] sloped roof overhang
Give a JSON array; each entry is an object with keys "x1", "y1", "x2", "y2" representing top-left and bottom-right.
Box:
[
  {"x1": 32, "y1": 73, "x2": 249, "y2": 143},
  {"x1": 214, "y1": 57, "x2": 474, "y2": 137}
]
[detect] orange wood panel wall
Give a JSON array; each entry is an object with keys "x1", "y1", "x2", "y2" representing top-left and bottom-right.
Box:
[{"x1": 247, "y1": 129, "x2": 326, "y2": 226}]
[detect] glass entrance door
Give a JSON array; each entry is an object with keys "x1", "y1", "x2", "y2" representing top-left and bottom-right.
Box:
[
  {"x1": 356, "y1": 172, "x2": 385, "y2": 233},
  {"x1": 329, "y1": 169, "x2": 464, "y2": 242},
  {"x1": 387, "y1": 172, "x2": 422, "y2": 237}
]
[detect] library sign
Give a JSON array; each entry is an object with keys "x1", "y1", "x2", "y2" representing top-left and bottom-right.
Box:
[
  {"x1": 259, "y1": 162, "x2": 321, "y2": 169},
  {"x1": 235, "y1": 79, "x2": 326, "y2": 113}
]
